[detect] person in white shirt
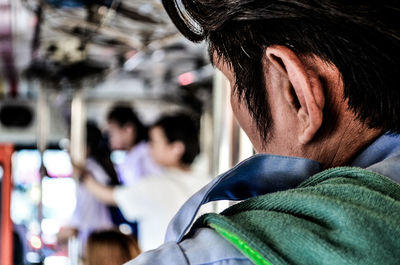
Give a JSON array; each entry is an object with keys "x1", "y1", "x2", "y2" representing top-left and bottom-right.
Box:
[
  {"x1": 82, "y1": 113, "x2": 210, "y2": 251},
  {"x1": 106, "y1": 104, "x2": 162, "y2": 185}
]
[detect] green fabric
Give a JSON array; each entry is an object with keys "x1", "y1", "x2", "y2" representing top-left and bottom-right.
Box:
[{"x1": 197, "y1": 167, "x2": 400, "y2": 265}]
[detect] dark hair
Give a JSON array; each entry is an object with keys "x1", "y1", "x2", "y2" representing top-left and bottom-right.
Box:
[
  {"x1": 107, "y1": 104, "x2": 148, "y2": 144},
  {"x1": 162, "y1": 1, "x2": 400, "y2": 140},
  {"x1": 85, "y1": 229, "x2": 140, "y2": 265},
  {"x1": 86, "y1": 122, "x2": 119, "y2": 185},
  {"x1": 153, "y1": 113, "x2": 200, "y2": 165}
]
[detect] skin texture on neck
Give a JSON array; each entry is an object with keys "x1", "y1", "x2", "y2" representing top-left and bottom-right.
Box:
[
  {"x1": 288, "y1": 55, "x2": 383, "y2": 168},
  {"x1": 216, "y1": 46, "x2": 383, "y2": 169}
]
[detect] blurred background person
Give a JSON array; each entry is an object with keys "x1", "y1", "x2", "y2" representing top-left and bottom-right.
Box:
[
  {"x1": 107, "y1": 104, "x2": 162, "y2": 185},
  {"x1": 81, "y1": 113, "x2": 210, "y2": 251},
  {"x1": 57, "y1": 122, "x2": 119, "y2": 250},
  {"x1": 84, "y1": 229, "x2": 140, "y2": 265}
]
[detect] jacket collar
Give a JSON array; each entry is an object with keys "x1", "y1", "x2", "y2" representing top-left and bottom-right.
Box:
[
  {"x1": 165, "y1": 154, "x2": 320, "y2": 242},
  {"x1": 165, "y1": 133, "x2": 400, "y2": 243}
]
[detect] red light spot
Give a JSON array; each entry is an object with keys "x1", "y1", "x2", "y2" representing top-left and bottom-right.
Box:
[{"x1": 178, "y1": 72, "x2": 195, "y2": 86}]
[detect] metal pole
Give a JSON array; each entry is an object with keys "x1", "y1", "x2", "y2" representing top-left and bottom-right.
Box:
[
  {"x1": 36, "y1": 84, "x2": 50, "y2": 261},
  {"x1": 70, "y1": 88, "x2": 86, "y2": 169},
  {"x1": 37, "y1": 86, "x2": 49, "y2": 154},
  {"x1": 69, "y1": 87, "x2": 86, "y2": 265}
]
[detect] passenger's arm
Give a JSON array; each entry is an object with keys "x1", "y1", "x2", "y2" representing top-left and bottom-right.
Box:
[{"x1": 82, "y1": 173, "x2": 117, "y2": 206}]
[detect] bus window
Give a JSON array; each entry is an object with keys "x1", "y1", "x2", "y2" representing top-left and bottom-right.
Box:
[{"x1": 11, "y1": 149, "x2": 75, "y2": 264}]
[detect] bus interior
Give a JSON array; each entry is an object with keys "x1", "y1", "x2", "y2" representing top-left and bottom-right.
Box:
[{"x1": 0, "y1": 1, "x2": 254, "y2": 265}]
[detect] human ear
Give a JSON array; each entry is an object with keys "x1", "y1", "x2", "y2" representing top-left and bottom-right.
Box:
[
  {"x1": 125, "y1": 125, "x2": 136, "y2": 139},
  {"x1": 265, "y1": 45, "x2": 325, "y2": 144},
  {"x1": 171, "y1": 141, "x2": 185, "y2": 161}
]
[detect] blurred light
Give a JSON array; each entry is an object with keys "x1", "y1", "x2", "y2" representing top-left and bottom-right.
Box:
[
  {"x1": 29, "y1": 235, "x2": 42, "y2": 249},
  {"x1": 44, "y1": 256, "x2": 70, "y2": 265},
  {"x1": 123, "y1": 51, "x2": 145, "y2": 71},
  {"x1": 41, "y1": 218, "x2": 61, "y2": 236},
  {"x1": 11, "y1": 191, "x2": 32, "y2": 224},
  {"x1": 110, "y1": 150, "x2": 127, "y2": 165},
  {"x1": 26, "y1": 252, "x2": 41, "y2": 263},
  {"x1": 178, "y1": 72, "x2": 195, "y2": 86},
  {"x1": 43, "y1": 150, "x2": 73, "y2": 178},
  {"x1": 58, "y1": 138, "x2": 70, "y2": 151},
  {"x1": 29, "y1": 185, "x2": 41, "y2": 204},
  {"x1": 12, "y1": 150, "x2": 41, "y2": 183},
  {"x1": 29, "y1": 221, "x2": 41, "y2": 235},
  {"x1": 42, "y1": 233, "x2": 57, "y2": 246},
  {"x1": 119, "y1": 223, "x2": 133, "y2": 235},
  {"x1": 151, "y1": 50, "x2": 165, "y2": 62},
  {"x1": 42, "y1": 177, "x2": 76, "y2": 220}
]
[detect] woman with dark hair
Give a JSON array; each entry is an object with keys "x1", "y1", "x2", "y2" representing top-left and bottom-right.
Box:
[
  {"x1": 106, "y1": 104, "x2": 161, "y2": 185},
  {"x1": 85, "y1": 122, "x2": 120, "y2": 186},
  {"x1": 58, "y1": 122, "x2": 119, "y2": 249}
]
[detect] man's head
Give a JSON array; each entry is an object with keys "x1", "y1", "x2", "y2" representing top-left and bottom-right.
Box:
[
  {"x1": 107, "y1": 105, "x2": 148, "y2": 151},
  {"x1": 162, "y1": 1, "x2": 400, "y2": 166},
  {"x1": 149, "y1": 113, "x2": 200, "y2": 168}
]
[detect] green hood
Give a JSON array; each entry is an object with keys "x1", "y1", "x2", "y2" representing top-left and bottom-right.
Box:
[{"x1": 196, "y1": 167, "x2": 400, "y2": 265}]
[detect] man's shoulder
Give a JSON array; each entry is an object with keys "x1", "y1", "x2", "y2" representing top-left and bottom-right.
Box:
[{"x1": 125, "y1": 228, "x2": 252, "y2": 265}]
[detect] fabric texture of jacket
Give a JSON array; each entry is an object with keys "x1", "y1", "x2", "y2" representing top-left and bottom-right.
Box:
[{"x1": 198, "y1": 167, "x2": 400, "y2": 265}]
